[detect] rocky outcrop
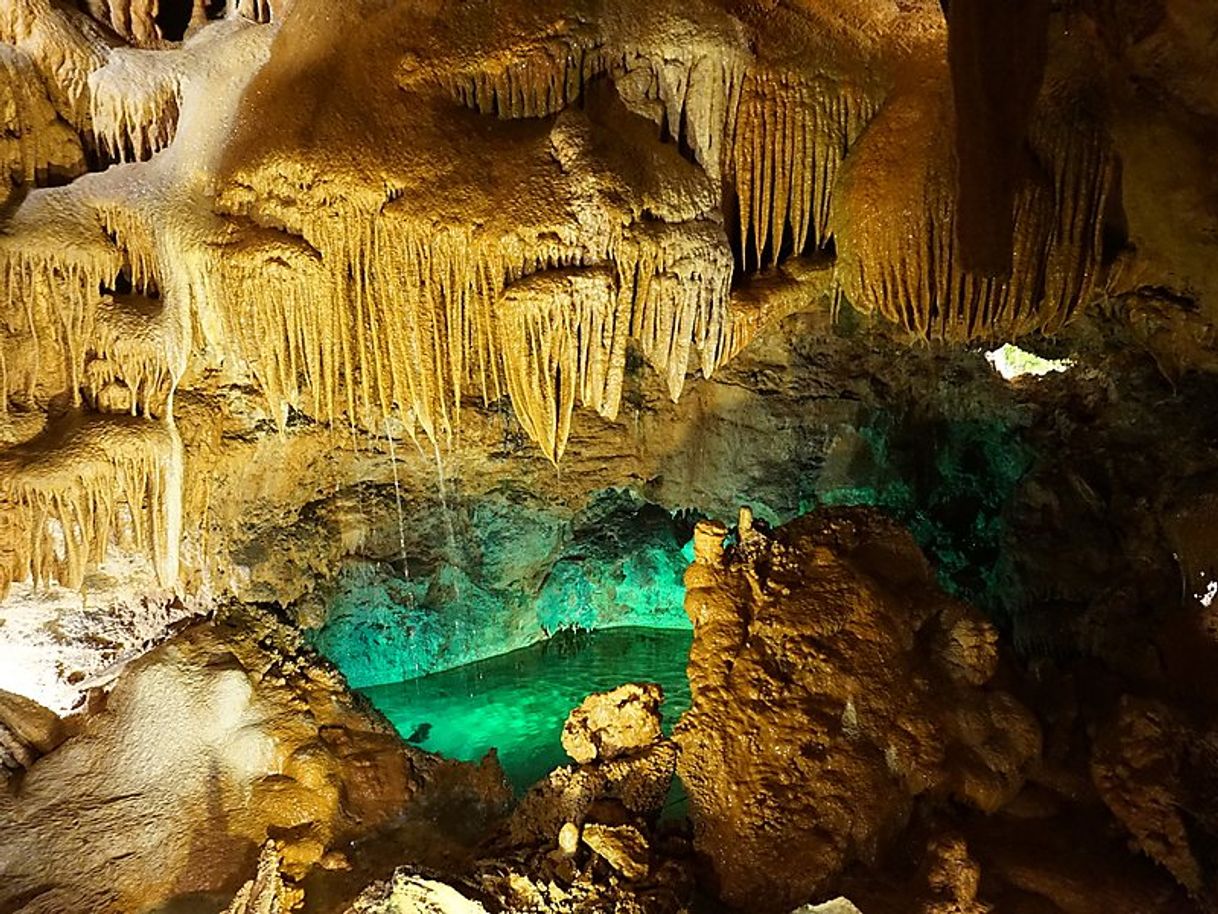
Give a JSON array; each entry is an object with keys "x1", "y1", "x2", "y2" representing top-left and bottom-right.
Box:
[
  {"x1": 0, "y1": 614, "x2": 505, "y2": 914},
  {"x1": 223, "y1": 841, "x2": 302, "y2": 914},
  {"x1": 560, "y1": 682, "x2": 664, "y2": 765},
  {"x1": 675, "y1": 508, "x2": 1041, "y2": 912},
  {"x1": 1091, "y1": 696, "x2": 1218, "y2": 902},
  {"x1": 0, "y1": 688, "x2": 67, "y2": 781},
  {"x1": 336, "y1": 681, "x2": 691, "y2": 914}
]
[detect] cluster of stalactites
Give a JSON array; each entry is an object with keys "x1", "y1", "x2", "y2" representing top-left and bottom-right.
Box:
[
  {"x1": 729, "y1": 71, "x2": 876, "y2": 270},
  {"x1": 443, "y1": 41, "x2": 880, "y2": 272},
  {"x1": 89, "y1": 48, "x2": 183, "y2": 163},
  {"x1": 0, "y1": 414, "x2": 183, "y2": 597},
  {"x1": 214, "y1": 203, "x2": 734, "y2": 462},
  {"x1": 0, "y1": 197, "x2": 184, "y2": 417},
  {"x1": 445, "y1": 42, "x2": 610, "y2": 120},
  {"x1": 497, "y1": 222, "x2": 734, "y2": 461},
  {"x1": 833, "y1": 88, "x2": 1117, "y2": 341},
  {"x1": 1, "y1": 246, "x2": 120, "y2": 411}
]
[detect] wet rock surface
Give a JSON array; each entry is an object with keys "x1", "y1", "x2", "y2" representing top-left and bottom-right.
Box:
[
  {"x1": 560, "y1": 682, "x2": 664, "y2": 765},
  {"x1": 2, "y1": 1, "x2": 1218, "y2": 913},
  {"x1": 0, "y1": 612, "x2": 510, "y2": 914},
  {"x1": 675, "y1": 508, "x2": 1041, "y2": 911}
]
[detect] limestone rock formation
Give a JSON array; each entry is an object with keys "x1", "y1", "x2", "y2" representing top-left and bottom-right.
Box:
[
  {"x1": 0, "y1": 613, "x2": 493, "y2": 914},
  {"x1": 0, "y1": 688, "x2": 67, "y2": 780},
  {"x1": 560, "y1": 681, "x2": 664, "y2": 764},
  {"x1": 581, "y1": 822, "x2": 651, "y2": 882},
  {"x1": 1091, "y1": 695, "x2": 1218, "y2": 902},
  {"x1": 675, "y1": 508, "x2": 1041, "y2": 912},
  {"x1": 0, "y1": 0, "x2": 1170, "y2": 617},
  {"x1": 223, "y1": 841, "x2": 303, "y2": 914},
  {"x1": 1, "y1": 2, "x2": 1218, "y2": 913},
  {"x1": 479, "y1": 681, "x2": 691, "y2": 911},
  {"x1": 343, "y1": 873, "x2": 490, "y2": 914}
]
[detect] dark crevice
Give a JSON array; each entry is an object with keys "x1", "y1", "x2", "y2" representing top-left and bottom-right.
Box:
[{"x1": 154, "y1": 1, "x2": 193, "y2": 41}]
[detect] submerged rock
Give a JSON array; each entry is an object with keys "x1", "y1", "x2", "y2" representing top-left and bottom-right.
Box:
[{"x1": 676, "y1": 508, "x2": 1041, "y2": 911}]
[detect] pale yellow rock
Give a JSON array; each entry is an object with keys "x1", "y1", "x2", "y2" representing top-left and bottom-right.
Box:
[
  {"x1": 558, "y1": 821, "x2": 580, "y2": 856},
  {"x1": 561, "y1": 682, "x2": 664, "y2": 764},
  {"x1": 582, "y1": 823, "x2": 651, "y2": 882}
]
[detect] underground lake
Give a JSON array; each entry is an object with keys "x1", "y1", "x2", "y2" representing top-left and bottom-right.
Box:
[{"x1": 357, "y1": 626, "x2": 695, "y2": 792}]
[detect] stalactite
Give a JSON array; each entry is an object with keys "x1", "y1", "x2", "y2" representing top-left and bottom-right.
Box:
[
  {"x1": 212, "y1": 191, "x2": 733, "y2": 462},
  {"x1": 233, "y1": 0, "x2": 275, "y2": 25},
  {"x1": 0, "y1": 45, "x2": 86, "y2": 190},
  {"x1": 81, "y1": 0, "x2": 164, "y2": 47},
  {"x1": 88, "y1": 45, "x2": 189, "y2": 163},
  {"x1": 498, "y1": 267, "x2": 619, "y2": 462},
  {"x1": 445, "y1": 42, "x2": 609, "y2": 120},
  {"x1": 618, "y1": 220, "x2": 734, "y2": 400},
  {"x1": 832, "y1": 86, "x2": 1116, "y2": 341},
  {"x1": 443, "y1": 39, "x2": 878, "y2": 282},
  {"x1": 0, "y1": 202, "x2": 123, "y2": 409},
  {"x1": 729, "y1": 71, "x2": 877, "y2": 269},
  {"x1": 0, "y1": 413, "x2": 183, "y2": 597}
]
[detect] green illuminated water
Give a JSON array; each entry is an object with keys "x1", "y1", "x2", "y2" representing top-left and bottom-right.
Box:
[{"x1": 358, "y1": 626, "x2": 693, "y2": 791}]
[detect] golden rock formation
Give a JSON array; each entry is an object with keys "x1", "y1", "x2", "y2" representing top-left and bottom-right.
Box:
[
  {"x1": 0, "y1": 0, "x2": 1137, "y2": 597},
  {"x1": 676, "y1": 508, "x2": 1041, "y2": 911},
  {"x1": 0, "y1": 615, "x2": 506, "y2": 913}
]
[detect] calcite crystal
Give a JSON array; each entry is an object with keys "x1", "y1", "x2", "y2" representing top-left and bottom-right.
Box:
[{"x1": 676, "y1": 508, "x2": 1041, "y2": 911}]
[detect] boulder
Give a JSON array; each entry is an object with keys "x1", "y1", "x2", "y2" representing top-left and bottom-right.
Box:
[
  {"x1": 561, "y1": 682, "x2": 664, "y2": 764},
  {"x1": 582, "y1": 823, "x2": 651, "y2": 882}
]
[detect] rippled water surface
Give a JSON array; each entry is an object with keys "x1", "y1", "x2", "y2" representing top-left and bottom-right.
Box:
[{"x1": 359, "y1": 626, "x2": 693, "y2": 790}]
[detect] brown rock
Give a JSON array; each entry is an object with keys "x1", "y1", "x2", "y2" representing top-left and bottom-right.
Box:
[
  {"x1": 582, "y1": 823, "x2": 651, "y2": 882},
  {"x1": 0, "y1": 689, "x2": 67, "y2": 778},
  {"x1": 224, "y1": 841, "x2": 303, "y2": 914},
  {"x1": 1091, "y1": 695, "x2": 1217, "y2": 899},
  {"x1": 676, "y1": 507, "x2": 1041, "y2": 912},
  {"x1": 600, "y1": 739, "x2": 677, "y2": 817}
]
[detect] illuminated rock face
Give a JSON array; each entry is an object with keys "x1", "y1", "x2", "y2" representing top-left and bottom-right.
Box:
[
  {"x1": 0, "y1": 0, "x2": 1169, "y2": 606},
  {"x1": 676, "y1": 508, "x2": 1041, "y2": 912},
  {"x1": 0, "y1": 3, "x2": 1217, "y2": 911},
  {"x1": 0, "y1": 613, "x2": 511, "y2": 914}
]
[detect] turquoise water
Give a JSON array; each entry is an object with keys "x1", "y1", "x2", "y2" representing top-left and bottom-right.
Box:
[{"x1": 358, "y1": 626, "x2": 693, "y2": 791}]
